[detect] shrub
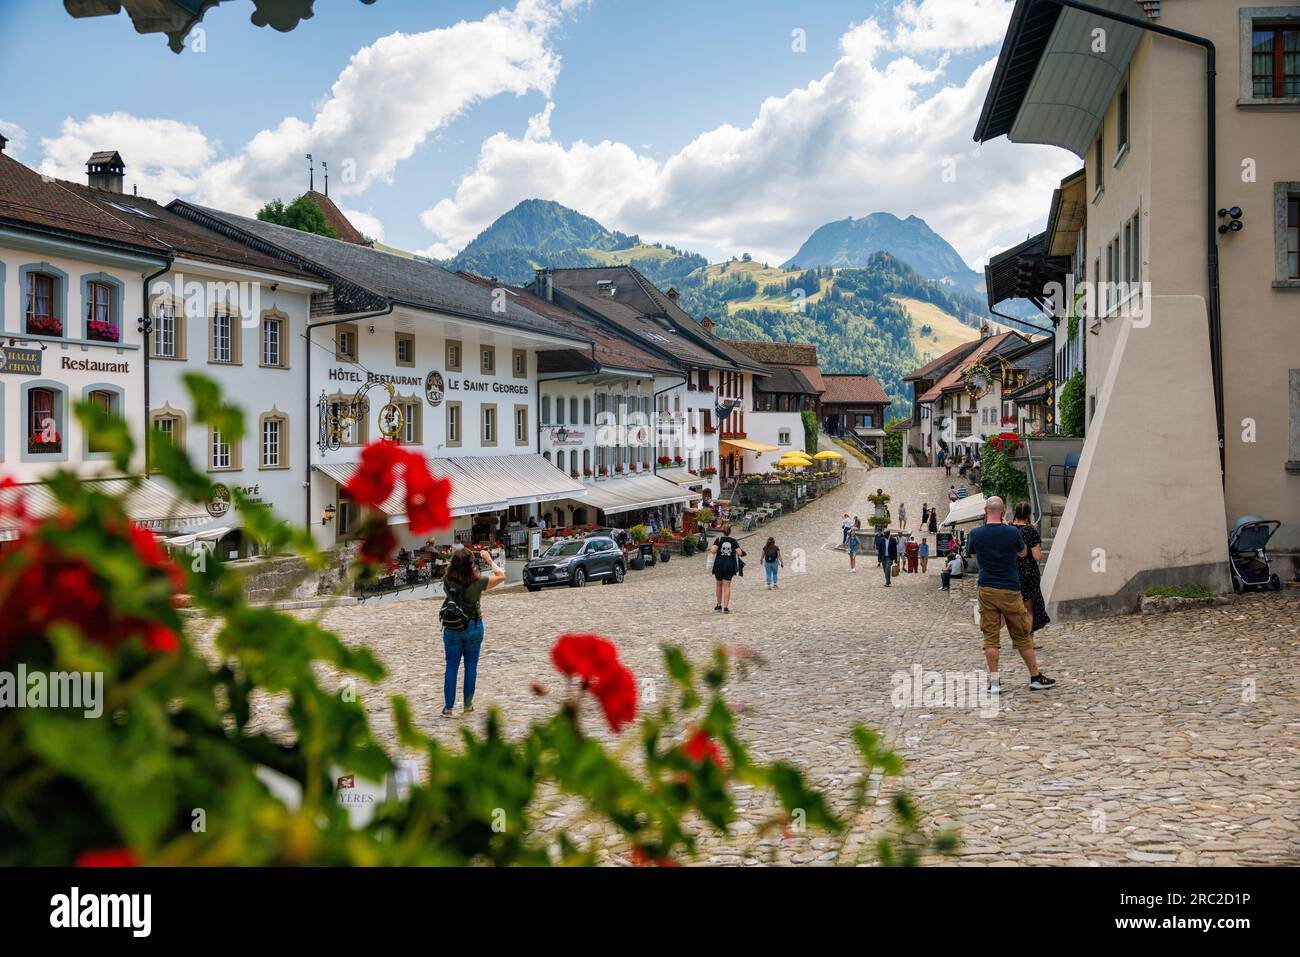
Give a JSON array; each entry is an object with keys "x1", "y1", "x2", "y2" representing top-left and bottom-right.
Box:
[
  {"x1": 1060, "y1": 372, "x2": 1085, "y2": 437},
  {"x1": 1144, "y1": 583, "x2": 1213, "y2": 599},
  {"x1": 979, "y1": 438, "x2": 1029, "y2": 504}
]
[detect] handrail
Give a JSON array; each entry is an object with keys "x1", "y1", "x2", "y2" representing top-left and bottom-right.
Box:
[{"x1": 1024, "y1": 438, "x2": 1044, "y2": 531}]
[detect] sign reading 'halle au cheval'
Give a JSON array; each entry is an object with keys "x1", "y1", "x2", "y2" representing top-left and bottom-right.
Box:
[{"x1": 0, "y1": 347, "x2": 42, "y2": 375}]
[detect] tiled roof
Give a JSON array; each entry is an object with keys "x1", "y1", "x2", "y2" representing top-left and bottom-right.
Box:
[
  {"x1": 304, "y1": 190, "x2": 371, "y2": 246},
  {"x1": 917, "y1": 332, "x2": 1027, "y2": 403},
  {"x1": 723, "y1": 339, "x2": 820, "y2": 367},
  {"x1": 754, "y1": 365, "x2": 819, "y2": 396},
  {"x1": 458, "y1": 274, "x2": 675, "y2": 376},
  {"x1": 175, "y1": 202, "x2": 590, "y2": 343},
  {"x1": 904, "y1": 336, "x2": 984, "y2": 382},
  {"x1": 546, "y1": 266, "x2": 768, "y2": 373},
  {"x1": 821, "y1": 375, "x2": 890, "y2": 406},
  {"x1": 54, "y1": 179, "x2": 318, "y2": 280},
  {"x1": 0, "y1": 153, "x2": 169, "y2": 256}
]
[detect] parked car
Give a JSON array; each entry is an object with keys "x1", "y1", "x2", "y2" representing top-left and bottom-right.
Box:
[{"x1": 523, "y1": 536, "x2": 626, "y2": 591}]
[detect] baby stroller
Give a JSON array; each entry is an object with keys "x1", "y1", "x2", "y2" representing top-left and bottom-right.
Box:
[{"x1": 1228, "y1": 516, "x2": 1282, "y2": 593}]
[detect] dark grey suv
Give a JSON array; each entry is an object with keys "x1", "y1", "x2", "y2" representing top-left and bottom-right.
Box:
[{"x1": 523, "y1": 536, "x2": 626, "y2": 591}]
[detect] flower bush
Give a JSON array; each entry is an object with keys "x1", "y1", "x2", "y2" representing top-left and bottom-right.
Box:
[{"x1": 0, "y1": 376, "x2": 958, "y2": 867}]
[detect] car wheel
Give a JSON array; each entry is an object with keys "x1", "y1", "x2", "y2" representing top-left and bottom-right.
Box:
[
  {"x1": 1271, "y1": 574, "x2": 1282, "y2": 591},
  {"x1": 570, "y1": 566, "x2": 587, "y2": 588},
  {"x1": 612, "y1": 562, "x2": 625, "y2": 584}
]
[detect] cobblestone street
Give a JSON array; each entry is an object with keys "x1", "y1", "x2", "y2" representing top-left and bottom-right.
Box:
[{"x1": 208, "y1": 467, "x2": 1300, "y2": 866}]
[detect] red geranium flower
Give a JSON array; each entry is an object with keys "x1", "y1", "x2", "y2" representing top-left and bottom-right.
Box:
[
  {"x1": 344, "y1": 441, "x2": 405, "y2": 507},
  {"x1": 629, "y1": 846, "x2": 679, "y2": 867},
  {"x1": 551, "y1": 633, "x2": 638, "y2": 733},
  {"x1": 682, "y1": 728, "x2": 724, "y2": 768},
  {"x1": 75, "y1": 847, "x2": 139, "y2": 867},
  {"x1": 402, "y1": 455, "x2": 452, "y2": 536}
]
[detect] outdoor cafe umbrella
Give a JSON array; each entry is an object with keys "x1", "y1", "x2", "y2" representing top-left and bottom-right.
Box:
[{"x1": 812, "y1": 450, "x2": 843, "y2": 460}]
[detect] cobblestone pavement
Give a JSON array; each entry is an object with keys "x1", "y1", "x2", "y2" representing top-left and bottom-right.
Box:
[{"x1": 199, "y1": 466, "x2": 1300, "y2": 866}]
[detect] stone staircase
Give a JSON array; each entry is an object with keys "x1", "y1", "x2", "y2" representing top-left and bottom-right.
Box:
[{"x1": 1024, "y1": 438, "x2": 1084, "y2": 565}]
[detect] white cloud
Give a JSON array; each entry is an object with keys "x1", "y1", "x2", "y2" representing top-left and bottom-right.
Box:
[
  {"x1": 0, "y1": 120, "x2": 28, "y2": 157},
  {"x1": 36, "y1": 113, "x2": 215, "y2": 198},
  {"x1": 35, "y1": 0, "x2": 579, "y2": 213},
  {"x1": 889, "y1": 0, "x2": 1017, "y2": 54},
  {"x1": 418, "y1": 16, "x2": 1076, "y2": 270},
  {"x1": 340, "y1": 207, "x2": 385, "y2": 243}
]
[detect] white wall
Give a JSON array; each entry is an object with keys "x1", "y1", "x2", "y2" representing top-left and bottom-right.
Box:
[{"x1": 1, "y1": 235, "x2": 161, "y2": 482}]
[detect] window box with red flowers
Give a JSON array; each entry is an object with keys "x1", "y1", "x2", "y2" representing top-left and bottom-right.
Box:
[
  {"x1": 598, "y1": 466, "x2": 609, "y2": 477},
  {"x1": 614, "y1": 464, "x2": 624, "y2": 474},
  {"x1": 657, "y1": 456, "x2": 672, "y2": 467},
  {"x1": 570, "y1": 469, "x2": 580, "y2": 479},
  {"x1": 672, "y1": 456, "x2": 684, "y2": 466},
  {"x1": 26, "y1": 315, "x2": 63, "y2": 337},
  {"x1": 28, "y1": 430, "x2": 62, "y2": 455},
  {"x1": 583, "y1": 468, "x2": 593, "y2": 478},
  {"x1": 86, "y1": 319, "x2": 121, "y2": 343},
  {"x1": 699, "y1": 384, "x2": 715, "y2": 393},
  {"x1": 700, "y1": 466, "x2": 717, "y2": 477}
]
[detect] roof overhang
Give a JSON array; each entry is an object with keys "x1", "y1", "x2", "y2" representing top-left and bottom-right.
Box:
[
  {"x1": 984, "y1": 232, "x2": 1069, "y2": 310},
  {"x1": 1045, "y1": 168, "x2": 1089, "y2": 257},
  {"x1": 974, "y1": 0, "x2": 1146, "y2": 157}
]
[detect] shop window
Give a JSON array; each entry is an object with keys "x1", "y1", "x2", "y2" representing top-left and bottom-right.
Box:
[{"x1": 261, "y1": 313, "x2": 287, "y2": 368}]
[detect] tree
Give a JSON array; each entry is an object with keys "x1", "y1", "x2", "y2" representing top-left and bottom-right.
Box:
[{"x1": 257, "y1": 195, "x2": 338, "y2": 238}]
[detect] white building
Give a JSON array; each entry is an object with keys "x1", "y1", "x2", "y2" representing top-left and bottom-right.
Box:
[{"x1": 0, "y1": 146, "x2": 208, "y2": 541}]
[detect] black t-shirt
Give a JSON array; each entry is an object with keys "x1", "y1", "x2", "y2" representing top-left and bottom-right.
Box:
[
  {"x1": 713, "y1": 536, "x2": 741, "y2": 572},
  {"x1": 445, "y1": 577, "x2": 488, "y2": 618}
]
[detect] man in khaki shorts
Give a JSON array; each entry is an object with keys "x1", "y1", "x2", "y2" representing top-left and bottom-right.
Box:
[{"x1": 967, "y1": 496, "x2": 1057, "y2": 694}]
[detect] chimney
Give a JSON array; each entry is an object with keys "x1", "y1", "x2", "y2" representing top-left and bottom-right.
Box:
[
  {"x1": 534, "y1": 267, "x2": 554, "y2": 302},
  {"x1": 86, "y1": 151, "x2": 125, "y2": 193},
  {"x1": 667, "y1": 287, "x2": 680, "y2": 303},
  {"x1": 979, "y1": 321, "x2": 991, "y2": 339},
  {"x1": 700, "y1": 315, "x2": 715, "y2": 332},
  {"x1": 0, "y1": 132, "x2": 7, "y2": 153}
]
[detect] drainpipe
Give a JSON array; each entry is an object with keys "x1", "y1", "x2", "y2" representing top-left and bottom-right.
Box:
[
  {"x1": 140, "y1": 258, "x2": 173, "y2": 477},
  {"x1": 305, "y1": 303, "x2": 394, "y2": 529},
  {"x1": 651, "y1": 374, "x2": 688, "y2": 476},
  {"x1": 1043, "y1": 0, "x2": 1224, "y2": 479}
]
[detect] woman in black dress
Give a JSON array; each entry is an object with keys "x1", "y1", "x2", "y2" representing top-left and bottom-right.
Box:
[
  {"x1": 1011, "y1": 501, "x2": 1050, "y2": 634},
  {"x1": 709, "y1": 523, "x2": 744, "y2": 614}
]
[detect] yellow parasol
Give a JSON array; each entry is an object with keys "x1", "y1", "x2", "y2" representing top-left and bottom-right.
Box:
[{"x1": 812, "y1": 450, "x2": 843, "y2": 460}]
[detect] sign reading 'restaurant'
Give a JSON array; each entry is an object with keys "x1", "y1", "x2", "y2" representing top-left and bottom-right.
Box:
[
  {"x1": 327, "y1": 367, "x2": 423, "y2": 387},
  {"x1": 61, "y1": 357, "x2": 129, "y2": 373}
]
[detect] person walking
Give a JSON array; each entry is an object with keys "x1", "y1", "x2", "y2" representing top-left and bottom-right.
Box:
[
  {"x1": 440, "y1": 548, "x2": 507, "y2": 718},
  {"x1": 968, "y1": 496, "x2": 1056, "y2": 693},
  {"x1": 944, "y1": 452, "x2": 953, "y2": 477},
  {"x1": 948, "y1": 485, "x2": 958, "y2": 503},
  {"x1": 920, "y1": 503, "x2": 929, "y2": 527},
  {"x1": 1010, "y1": 501, "x2": 1051, "y2": 638},
  {"x1": 898, "y1": 502, "x2": 908, "y2": 530},
  {"x1": 928, "y1": 506, "x2": 939, "y2": 534},
  {"x1": 919, "y1": 537, "x2": 930, "y2": 573},
  {"x1": 841, "y1": 513, "x2": 853, "y2": 545},
  {"x1": 905, "y1": 535, "x2": 919, "y2": 574},
  {"x1": 710, "y1": 523, "x2": 745, "y2": 613},
  {"x1": 761, "y1": 536, "x2": 783, "y2": 589},
  {"x1": 882, "y1": 533, "x2": 899, "y2": 587},
  {"x1": 875, "y1": 528, "x2": 888, "y2": 568},
  {"x1": 846, "y1": 526, "x2": 860, "y2": 572}
]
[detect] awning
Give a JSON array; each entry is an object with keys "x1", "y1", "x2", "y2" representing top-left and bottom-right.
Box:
[
  {"x1": 0, "y1": 477, "x2": 212, "y2": 542},
  {"x1": 943, "y1": 494, "x2": 988, "y2": 527},
  {"x1": 163, "y1": 523, "x2": 237, "y2": 548},
  {"x1": 720, "y1": 438, "x2": 779, "y2": 454},
  {"x1": 315, "y1": 453, "x2": 585, "y2": 522},
  {"x1": 656, "y1": 467, "x2": 706, "y2": 487},
  {"x1": 564, "y1": 475, "x2": 697, "y2": 517}
]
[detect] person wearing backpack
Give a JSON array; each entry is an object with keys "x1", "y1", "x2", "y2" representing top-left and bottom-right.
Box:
[
  {"x1": 439, "y1": 548, "x2": 506, "y2": 718},
  {"x1": 761, "y1": 536, "x2": 783, "y2": 589}
]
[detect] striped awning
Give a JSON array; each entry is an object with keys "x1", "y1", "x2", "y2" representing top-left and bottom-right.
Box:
[
  {"x1": 563, "y1": 475, "x2": 697, "y2": 517},
  {"x1": 314, "y1": 453, "x2": 585, "y2": 521},
  {"x1": 0, "y1": 477, "x2": 212, "y2": 542}
]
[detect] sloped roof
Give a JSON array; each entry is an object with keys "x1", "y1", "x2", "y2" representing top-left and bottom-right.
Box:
[
  {"x1": 0, "y1": 153, "x2": 169, "y2": 257},
  {"x1": 458, "y1": 273, "x2": 675, "y2": 376},
  {"x1": 904, "y1": 336, "x2": 984, "y2": 383},
  {"x1": 917, "y1": 332, "x2": 1029, "y2": 403},
  {"x1": 821, "y1": 375, "x2": 890, "y2": 406},
  {"x1": 551, "y1": 283, "x2": 733, "y2": 371},
  {"x1": 546, "y1": 266, "x2": 768, "y2": 373},
  {"x1": 303, "y1": 190, "x2": 371, "y2": 246},
  {"x1": 174, "y1": 202, "x2": 589, "y2": 343},
  {"x1": 755, "y1": 365, "x2": 819, "y2": 396},
  {"x1": 54, "y1": 179, "x2": 318, "y2": 280},
  {"x1": 723, "y1": 339, "x2": 820, "y2": 367}
]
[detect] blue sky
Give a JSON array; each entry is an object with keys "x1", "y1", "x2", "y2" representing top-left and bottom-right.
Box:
[{"x1": 0, "y1": 0, "x2": 1077, "y2": 267}]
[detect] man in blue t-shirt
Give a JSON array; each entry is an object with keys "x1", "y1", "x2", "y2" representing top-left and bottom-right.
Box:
[{"x1": 968, "y1": 496, "x2": 1056, "y2": 693}]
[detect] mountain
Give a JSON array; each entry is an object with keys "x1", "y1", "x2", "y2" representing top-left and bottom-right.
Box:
[
  {"x1": 443, "y1": 200, "x2": 998, "y2": 415},
  {"x1": 781, "y1": 212, "x2": 986, "y2": 296}
]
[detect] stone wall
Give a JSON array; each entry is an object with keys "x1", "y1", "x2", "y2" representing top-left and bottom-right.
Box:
[{"x1": 230, "y1": 551, "x2": 348, "y2": 605}]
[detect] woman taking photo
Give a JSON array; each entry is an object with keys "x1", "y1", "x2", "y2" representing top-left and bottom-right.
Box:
[
  {"x1": 440, "y1": 548, "x2": 507, "y2": 718},
  {"x1": 710, "y1": 523, "x2": 745, "y2": 613},
  {"x1": 1010, "y1": 502, "x2": 1051, "y2": 638}
]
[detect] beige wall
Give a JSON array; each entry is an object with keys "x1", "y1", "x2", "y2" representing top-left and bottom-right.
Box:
[{"x1": 1079, "y1": 1, "x2": 1300, "y2": 556}]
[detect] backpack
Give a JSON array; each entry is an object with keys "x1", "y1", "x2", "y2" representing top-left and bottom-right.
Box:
[
  {"x1": 439, "y1": 582, "x2": 471, "y2": 631},
  {"x1": 763, "y1": 544, "x2": 778, "y2": 562}
]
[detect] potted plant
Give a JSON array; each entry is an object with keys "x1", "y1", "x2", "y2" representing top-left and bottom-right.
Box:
[{"x1": 682, "y1": 534, "x2": 696, "y2": 556}]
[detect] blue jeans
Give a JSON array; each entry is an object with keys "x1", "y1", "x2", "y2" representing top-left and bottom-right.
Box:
[
  {"x1": 940, "y1": 571, "x2": 963, "y2": 589},
  {"x1": 764, "y1": 559, "x2": 779, "y2": 585},
  {"x1": 443, "y1": 619, "x2": 484, "y2": 710}
]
